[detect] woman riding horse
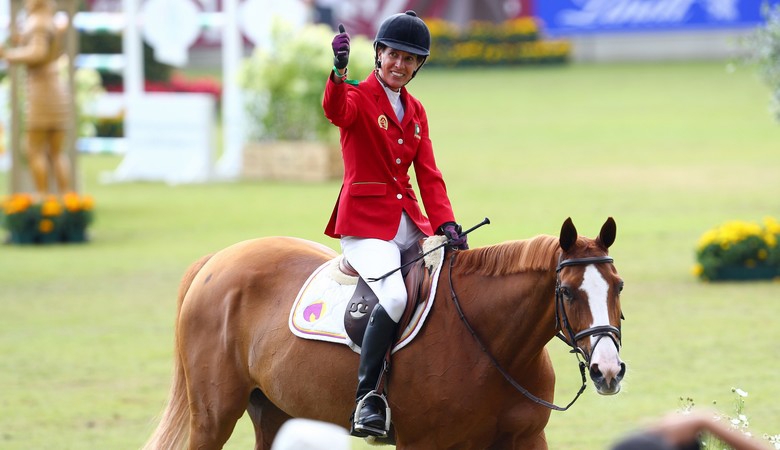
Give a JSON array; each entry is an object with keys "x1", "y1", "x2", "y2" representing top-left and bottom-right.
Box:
[
  {"x1": 325, "y1": 11, "x2": 468, "y2": 437},
  {"x1": 143, "y1": 217, "x2": 626, "y2": 450}
]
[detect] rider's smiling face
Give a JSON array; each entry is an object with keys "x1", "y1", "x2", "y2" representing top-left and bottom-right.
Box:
[{"x1": 376, "y1": 47, "x2": 423, "y2": 91}]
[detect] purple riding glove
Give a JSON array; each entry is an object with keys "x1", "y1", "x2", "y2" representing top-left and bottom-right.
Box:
[
  {"x1": 332, "y1": 24, "x2": 350, "y2": 70},
  {"x1": 440, "y1": 222, "x2": 469, "y2": 250}
]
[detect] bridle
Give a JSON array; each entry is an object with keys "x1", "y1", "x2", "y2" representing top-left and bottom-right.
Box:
[
  {"x1": 554, "y1": 255, "x2": 622, "y2": 364},
  {"x1": 447, "y1": 252, "x2": 622, "y2": 412}
]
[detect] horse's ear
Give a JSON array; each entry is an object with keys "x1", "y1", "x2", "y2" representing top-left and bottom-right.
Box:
[
  {"x1": 560, "y1": 217, "x2": 577, "y2": 252},
  {"x1": 597, "y1": 217, "x2": 617, "y2": 249}
]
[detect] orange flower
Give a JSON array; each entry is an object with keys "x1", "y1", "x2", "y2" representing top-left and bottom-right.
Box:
[
  {"x1": 63, "y1": 192, "x2": 81, "y2": 212},
  {"x1": 39, "y1": 218, "x2": 54, "y2": 234},
  {"x1": 3, "y1": 193, "x2": 34, "y2": 214},
  {"x1": 41, "y1": 197, "x2": 62, "y2": 217},
  {"x1": 81, "y1": 195, "x2": 95, "y2": 211}
]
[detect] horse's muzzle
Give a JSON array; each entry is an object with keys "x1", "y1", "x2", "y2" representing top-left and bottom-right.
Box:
[{"x1": 590, "y1": 361, "x2": 626, "y2": 395}]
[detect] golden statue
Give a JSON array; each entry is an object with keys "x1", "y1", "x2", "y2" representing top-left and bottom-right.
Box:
[{"x1": 0, "y1": 0, "x2": 72, "y2": 197}]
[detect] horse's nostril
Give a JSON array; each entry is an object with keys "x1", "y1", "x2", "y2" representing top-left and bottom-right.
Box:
[
  {"x1": 618, "y1": 362, "x2": 626, "y2": 379},
  {"x1": 590, "y1": 364, "x2": 603, "y2": 380}
]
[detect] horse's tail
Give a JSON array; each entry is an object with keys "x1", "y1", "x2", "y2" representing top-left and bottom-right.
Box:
[{"x1": 142, "y1": 253, "x2": 214, "y2": 450}]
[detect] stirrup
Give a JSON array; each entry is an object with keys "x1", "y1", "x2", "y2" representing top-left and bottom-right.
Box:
[{"x1": 350, "y1": 391, "x2": 391, "y2": 438}]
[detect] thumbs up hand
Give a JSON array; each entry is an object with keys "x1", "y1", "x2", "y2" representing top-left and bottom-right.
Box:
[{"x1": 332, "y1": 23, "x2": 350, "y2": 70}]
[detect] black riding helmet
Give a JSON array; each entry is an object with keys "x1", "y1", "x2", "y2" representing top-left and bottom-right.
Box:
[{"x1": 374, "y1": 10, "x2": 431, "y2": 77}]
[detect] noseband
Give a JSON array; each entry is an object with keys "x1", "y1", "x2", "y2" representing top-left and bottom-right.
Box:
[
  {"x1": 555, "y1": 256, "x2": 622, "y2": 364},
  {"x1": 447, "y1": 253, "x2": 621, "y2": 412}
]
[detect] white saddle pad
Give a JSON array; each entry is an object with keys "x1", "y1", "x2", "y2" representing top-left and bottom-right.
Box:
[{"x1": 288, "y1": 237, "x2": 447, "y2": 354}]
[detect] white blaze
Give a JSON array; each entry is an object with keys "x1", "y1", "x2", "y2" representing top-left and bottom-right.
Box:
[
  {"x1": 580, "y1": 265, "x2": 611, "y2": 328},
  {"x1": 579, "y1": 265, "x2": 622, "y2": 378}
]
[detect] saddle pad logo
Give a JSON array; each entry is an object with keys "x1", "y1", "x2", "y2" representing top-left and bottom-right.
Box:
[
  {"x1": 289, "y1": 260, "x2": 355, "y2": 343},
  {"x1": 303, "y1": 301, "x2": 325, "y2": 322}
]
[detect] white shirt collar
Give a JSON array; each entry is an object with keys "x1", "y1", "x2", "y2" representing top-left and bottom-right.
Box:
[{"x1": 382, "y1": 83, "x2": 404, "y2": 122}]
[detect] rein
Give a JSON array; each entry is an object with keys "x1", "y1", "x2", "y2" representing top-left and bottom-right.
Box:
[{"x1": 446, "y1": 252, "x2": 618, "y2": 412}]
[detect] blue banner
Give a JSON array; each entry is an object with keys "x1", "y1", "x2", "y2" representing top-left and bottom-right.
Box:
[{"x1": 536, "y1": 0, "x2": 780, "y2": 35}]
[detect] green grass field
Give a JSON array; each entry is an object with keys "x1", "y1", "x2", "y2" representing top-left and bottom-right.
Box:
[{"x1": 2, "y1": 61, "x2": 779, "y2": 449}]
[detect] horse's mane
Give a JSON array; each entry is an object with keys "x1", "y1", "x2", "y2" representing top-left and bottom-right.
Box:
[{"x1": 456, "y1": 235, "x2": 561, "y2": 276}]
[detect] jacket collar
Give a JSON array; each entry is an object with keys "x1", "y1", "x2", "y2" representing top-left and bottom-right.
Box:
[{"x1": 364, "y1": 72, "x2": 414, "y2": 128}]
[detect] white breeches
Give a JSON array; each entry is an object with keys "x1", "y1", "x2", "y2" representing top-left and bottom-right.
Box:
[{"x1": 340, "y1": 212, "x2": 425, "y2": 323}]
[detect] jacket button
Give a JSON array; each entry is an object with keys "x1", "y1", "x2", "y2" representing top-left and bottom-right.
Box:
[
  {"x1": 398, "y1": 138, "x2": 404, "y2": 144},
  {"x1": 395, "y1": 158, "x2": 401, "y2": 164},
  {"x1": 396, "y1": 194, "x2": 402, "y2": 200}
]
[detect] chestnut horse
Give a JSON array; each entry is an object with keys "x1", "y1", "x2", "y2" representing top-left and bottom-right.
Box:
[{"x1": 143, "y1": 217, "x2": 625, "y2": 450}]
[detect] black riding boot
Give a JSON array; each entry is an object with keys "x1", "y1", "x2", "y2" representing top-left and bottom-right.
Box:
[{"x1": 350, "y1": 304, "x2": 397, "y2": 437}]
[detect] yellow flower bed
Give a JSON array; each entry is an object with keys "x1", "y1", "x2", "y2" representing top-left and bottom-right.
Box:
[
  {"x1": 426, "y1": 17, "x2": 571, "y2": 67},
  {"x1": 1, "y1": 193, "x2": 95, "y2": 244},
  {"x1": 694, "y1": 217, "x2": 780, "y2": 281}
]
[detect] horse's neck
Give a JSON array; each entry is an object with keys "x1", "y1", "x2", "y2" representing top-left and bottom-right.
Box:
[{"x1": 453, "y1": 268, "x2": 559, "y2": 366}]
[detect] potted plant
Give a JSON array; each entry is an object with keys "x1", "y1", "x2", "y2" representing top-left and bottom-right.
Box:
[
  {"x1": 693, "y1": 217, "x2": 780, "y2": 281},
  {"x1": 238, "y1": 20, "x2": 374, "y2": 182},
  {"x1": 1, "y1": 193, "x2": 95, "y2": 244}
]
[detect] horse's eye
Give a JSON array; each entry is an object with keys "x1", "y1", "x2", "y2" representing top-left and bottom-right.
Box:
[
  {"x1": 617, "y1": 280, "x2": 624, "y2": 293},
  {"x1": 560, "y1": 286, "x2": 573, "y2": 300}
]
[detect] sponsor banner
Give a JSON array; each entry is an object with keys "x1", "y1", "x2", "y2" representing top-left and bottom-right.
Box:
[{"x1": 536, "y1": 0, "x2": 780, "y2": 35}]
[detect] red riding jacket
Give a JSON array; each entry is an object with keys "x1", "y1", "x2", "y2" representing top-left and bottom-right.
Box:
[{"x1": 322, "y1": 72, "x2": 456, "y2": 240}]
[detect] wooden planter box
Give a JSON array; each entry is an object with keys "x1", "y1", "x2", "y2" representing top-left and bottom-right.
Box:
[{"x1": 243, "y1": 141, "x2": 343, "y2": 182}]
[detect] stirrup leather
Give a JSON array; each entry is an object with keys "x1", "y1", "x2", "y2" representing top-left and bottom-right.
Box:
[{"x1": 351, "y1": 390, "x2": 391, "y2": 437}]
